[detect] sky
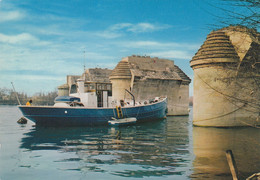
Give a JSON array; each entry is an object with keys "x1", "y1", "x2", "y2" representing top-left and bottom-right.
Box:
[{"x1": 0, "y1": 0, "x2": 248, "y2": 96}]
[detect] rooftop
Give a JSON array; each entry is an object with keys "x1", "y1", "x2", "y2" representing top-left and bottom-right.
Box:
[
  {"x1": 190, "y1": 25, "x2": 260, "y2": 68},
  {"x1": 110, "y1": 56, "x2": 191, "y2": 83},
  {"x1": 84, "y1": 68, "x2": 112, "y2": 83}
]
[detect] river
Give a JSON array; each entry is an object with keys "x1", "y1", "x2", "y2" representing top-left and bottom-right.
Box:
[{"x1": 0, "y1": 106, "x2": 259, "y2": 179}]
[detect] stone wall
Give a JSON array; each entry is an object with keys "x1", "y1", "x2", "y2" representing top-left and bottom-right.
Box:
[
  {"x1": 131, "y1": 78, "x2": 189, "y2": 115},
  {"x1": 67, "y1": 75, "x2": 81, "y2": 90},
  {"x1": 175, "y1": 84, "x2": 190, "y2": 115},
  {"x1": 191, "y1": 26, "x2": 260, "y2": 127},
  {"x1": 110, "y1": 78, "x2": 132, "y2": 102},
  {"x1": 110, "y1": 56, "x2": 191, "y2": 116},
  {"x1": 84, "y1": 68, "x2": 112, "y2": 83},
  {"x1": 193, "y1": 65, "x2": 259, "y2": 127}
]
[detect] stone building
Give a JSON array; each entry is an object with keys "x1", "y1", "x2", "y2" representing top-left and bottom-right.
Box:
[
  {"x1": 57, "y1": 68, "x2": 112, "y2": 96},
  {"x1": 109, "y1": 55, "x2": 191, "y2": 115},
  {"x1": 190, "y1": 26, "x2": 260, "y2": 127},
  {"x1": 58, "y1": 56, "x2": 191, "y2": 115}
]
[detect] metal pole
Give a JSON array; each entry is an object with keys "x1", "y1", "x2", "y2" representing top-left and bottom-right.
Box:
[
  {"x1": 125, "y1": 89, "x2": 135, "y2": 106},
  {"x1": 11, "y1": 82, "x2": 21, "y2": 105}
]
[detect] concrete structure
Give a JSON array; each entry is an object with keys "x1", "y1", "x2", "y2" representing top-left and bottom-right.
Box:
[
  {"x1": 109, "y1": 55, "x2": 191, "y2": 115},
  {"x1": 83, "y1": 68, "x2": 112, "y2": 83},
  {"x1": 58, "y1": 57, "x2": 191, "y2": 115},
  {"x1": 190, "y1": 26, "x2": 260, "y2": 127},
  {"x1": 58, "y1": 68, "x2": 112, "y2": 96},
  {"x1": 57, "y1": 84, "x2": 69, "y2": 96}
]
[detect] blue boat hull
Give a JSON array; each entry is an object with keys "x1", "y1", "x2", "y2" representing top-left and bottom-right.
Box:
[{"x1": 18, "y1": 98, "x2": 167, "y2": 126}]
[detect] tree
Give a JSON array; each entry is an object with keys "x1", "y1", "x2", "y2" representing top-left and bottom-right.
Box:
[{"x1": 219, "y1": 0, "x2": 260, "y2": 29}]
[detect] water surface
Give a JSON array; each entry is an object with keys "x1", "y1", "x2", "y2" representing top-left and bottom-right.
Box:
[{"x1": 0, "y1": 106, "x2": 259, "y2": 179}]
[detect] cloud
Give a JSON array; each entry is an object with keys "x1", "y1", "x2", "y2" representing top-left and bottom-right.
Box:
[
  {"x1": 123, "y1": 40, "x2": 178, "y2": 48},
  {"x1": 117, "y1": 40, "x2": 200, "y2": 51},
  {"x1": 95, "y1": 22, "x2": 171, "y2": 39},
  {"x1": 128, "y1": 41, "x2": 164, "y2": 47},
  {"x1": 94, "y1": 31, "x2": 122, "y2": 39},
  {"x1": 0, "y1": 39, "x2": 116, "y2": 73},
  {"x1": 0, "y1": 33, "x2": 37, "y2": 44},
  {"x1": 2, "y1": 73, "x2": 64, "y2": 81},
  {"x1": 109, "y1": 23, "x2": 132, "y2": 31},
  {"x1": 0, "y1": 10, "x2": 24, "y2": 22},
  {"x1": 149, "y1": 50, "x2": 193, "y2": 60},
  {"x1": 127, "y1": 23, "x2": 170, "y2": 33}
]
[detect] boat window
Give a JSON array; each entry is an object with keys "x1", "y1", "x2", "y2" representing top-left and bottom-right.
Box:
[
  {"x1": 108, "y1": 90, "x2": 112, "y2": 96},
  {"x1": 84, "y1": 83, "x2": 96, "y2": 92},
  {"x1": 84, "y1": 84, "x2": 89, "y2": 92},
  {"x1": 90, "y1": 84, "x2": 94, "y2": 90},
  {"x1": 95, "y1": 83, "x2": 112, "y2": 91},
  {"x1": 70, "y1": 84, "x2": 77, "y2": 94},
  {"x1": 107, "y1": 84, "x2": 112, "y2": 90}
]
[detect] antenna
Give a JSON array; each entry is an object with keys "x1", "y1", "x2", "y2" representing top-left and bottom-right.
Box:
[
  {"x1": 83, "y1": 49, "x2": 86, "y2": 72},
  {"x1": 83, "y1": 48, "x2": 86, "y2": 80},
  {"x1": 11, "y1": 82, "x2": 21, "y2": 105}
]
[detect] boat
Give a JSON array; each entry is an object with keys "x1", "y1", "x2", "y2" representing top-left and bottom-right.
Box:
[
  {"x1": 108, "y1": 117, "x2": 137, "y2": 126},
  {"x1": 18, "y1": 80, "x2": 167, "y2": 126},
  {"x1": 19, "y1": 97, "x2": 167, "y2": 126}
]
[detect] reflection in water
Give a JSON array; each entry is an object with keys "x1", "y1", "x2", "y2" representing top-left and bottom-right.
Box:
[
  {"x1": 4, "y1": 106, "x2": 260, "y2": 179},
  {"x1": 192, "y1": 126, "x2": 260, "y2": 179},
  {"x1": 20, "y1": 116, "x2": 192, "y2": 178}
]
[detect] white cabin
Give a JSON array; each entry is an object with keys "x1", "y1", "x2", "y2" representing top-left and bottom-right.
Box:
[{"x1": 69, "y1": 79, "x2": 113, "y2": 108}]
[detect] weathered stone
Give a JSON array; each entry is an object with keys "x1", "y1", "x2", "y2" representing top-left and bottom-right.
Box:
[
  {"x1": 17, "y1": 117, "x2": 27, "y2": 124},
  {"x1": 190, "y1": 25, "x2": 260, "y2": 127},
  {"x1": 57, "y1": 84, "x2": 69, "y2": 96},
  {"x1": 110, "y1": 56, "x2": 191, "y2": 115},
  {"x1": 58, "y1": 56, "x2": 191, "y2": 116}
]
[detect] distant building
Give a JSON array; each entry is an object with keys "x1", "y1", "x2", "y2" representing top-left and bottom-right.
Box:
[
  {"x1": 58, "y1": 56, "x2": 191, "y2": 115},
  {"x1": 58, "y1": 68, "x2": 112, "y2": 96},
  {"x1": 190, "y1": 26, "x2": 260, "y2": 127},
  {"x1": 109, "y1": 55, "x2": 191, "y2": 115}
]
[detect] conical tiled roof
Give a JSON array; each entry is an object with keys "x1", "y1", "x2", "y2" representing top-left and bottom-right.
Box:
[
  {"x1": 109, "y1": 59, "x2": 132, "y2": 79},
  {"x1": 190, "y1": 29, "x2": 240, "y2": 68},
  {"x1": 110, "y1": 56, "x2": 190, "y2": 82},
  {"x1": 173, "y1": 65, "x2": 191, "y2": 82}
]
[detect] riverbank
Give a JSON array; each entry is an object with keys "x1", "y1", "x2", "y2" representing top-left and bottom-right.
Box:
[{"x1": 0, "y1": 88, "x2": 57, "y2": 105}]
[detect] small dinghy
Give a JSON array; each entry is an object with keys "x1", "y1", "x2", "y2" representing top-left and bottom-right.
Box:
[{"x1": 108, "y1": 117, "x2": 137, "y2": 126}]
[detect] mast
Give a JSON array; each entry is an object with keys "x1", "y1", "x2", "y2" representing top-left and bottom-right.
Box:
[
  {"x1": 83, "y1": 48, "x2": 86, "y2": 81},
  {"x1": 11, "y1": 82, "x2": 21, "y2": 105}
]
